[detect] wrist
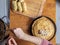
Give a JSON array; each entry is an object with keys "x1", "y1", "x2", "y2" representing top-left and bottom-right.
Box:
[
  {"x1": 20, "y1": 33, "x2": 28, "y2": 40},
  {"x1": 18, "y1": 33, "x2": 26, "y2": 40},
  {"x1": 22, "y1": 34, "x2": 43, "y2": 45}
]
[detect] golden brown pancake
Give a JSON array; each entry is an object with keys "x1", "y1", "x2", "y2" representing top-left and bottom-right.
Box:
[{"x1": 32, "y1": 17, "x2": 55, "y2": 40}]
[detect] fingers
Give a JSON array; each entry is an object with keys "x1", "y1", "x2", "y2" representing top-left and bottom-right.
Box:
[
  {"x1": 13, "y1": 28, "x2": 25, "y2": 39},
  {"x1": 14, "y1": 28, "x2": 22, "y2": 32},
  {"x1": 8, "y1": 38, "x2": 12, "y2": 45},
  {"x1": 8, "y1": 38, "x2": 17, "y2": 45},
  {"x1": 13, "y1": 28, "x2": 24, "y2": 35}
]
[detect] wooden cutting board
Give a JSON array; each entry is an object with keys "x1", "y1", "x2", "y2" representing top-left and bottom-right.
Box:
[
  {"x1": 10, "y1": 0, "x2": 56, "y2": 45},
  {"x1": 10, "y1": 0, "x2": 46, "y2": 18}
]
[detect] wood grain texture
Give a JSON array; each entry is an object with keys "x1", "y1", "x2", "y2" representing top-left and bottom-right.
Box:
[
  {"x1": 10, "y1": 0, "x2": 56, "y2": 45},
  {"x1": 10, "y1": 0, "x2": 46, "y2": 18}
]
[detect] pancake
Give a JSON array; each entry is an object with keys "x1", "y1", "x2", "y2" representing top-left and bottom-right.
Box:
[{"x1": 32, "y1": 16, "x2": 56, "y2": 40}]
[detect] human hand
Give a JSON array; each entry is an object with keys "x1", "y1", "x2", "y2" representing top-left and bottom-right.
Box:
[
  {"x1": 13, "y1": 28, "x2": 43, "y2": 45},
  {"x1": 8, "y1": 38, "x2": 17, "y2": 45},
  {"x1": 13, "y1": 28, "x2": 25, "y2": 39}
]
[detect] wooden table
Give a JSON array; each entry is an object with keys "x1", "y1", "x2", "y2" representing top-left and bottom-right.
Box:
[{"x1": 10, "y1": 0, "x2": 56, "y2": 45}]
